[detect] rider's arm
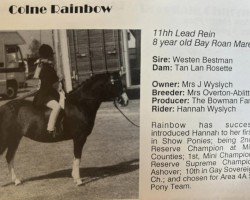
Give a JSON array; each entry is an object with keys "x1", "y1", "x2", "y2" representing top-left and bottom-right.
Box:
[
  {"x1": 33, "y1": 60, "x2": 42, "y2": 90},
  {"x1": 33, "y1": 59, "x2": 42, "y2": 79}
]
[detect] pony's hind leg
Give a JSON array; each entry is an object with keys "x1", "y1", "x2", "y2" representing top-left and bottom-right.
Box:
[
  {"x1": 7, "y1": 157, "x2": 21, "y2": 186},
  {"x1": 6, "y1": 138, "x2": 22, "y2": 186}
]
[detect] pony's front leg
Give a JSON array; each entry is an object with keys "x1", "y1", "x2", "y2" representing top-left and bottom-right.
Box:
[
  {"x1": 72, "y1": 158, "x2": 83, "y2": 186},
  {"x1": 72, "y1": 136, "x2": 86, "y2": 186}
]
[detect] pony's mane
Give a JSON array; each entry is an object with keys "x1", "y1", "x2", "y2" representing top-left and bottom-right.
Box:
[{"x1": 67, "y1": 73, "x2": 109, "y2": 98}]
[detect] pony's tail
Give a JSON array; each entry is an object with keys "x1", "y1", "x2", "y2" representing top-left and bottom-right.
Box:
[
  {"x1": 0, "y1": 138, "x2": 7, "y2": 156},
  {"x1": 0, "y1": 101, "x2": 21, "y2": 156},
  {"x1": 0, "y1": 115, "x2": 7, "y2": 155},
  {"x1": 0, "y1": 130, "x2": 7, "y2": 155},
  {"x1": 0, "y1": 147, "x2": 6, "y2": 155}
]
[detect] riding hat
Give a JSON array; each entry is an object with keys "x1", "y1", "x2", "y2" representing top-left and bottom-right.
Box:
[{"x1": 39, "y1": 44, "x2": 54, "y2": 60}]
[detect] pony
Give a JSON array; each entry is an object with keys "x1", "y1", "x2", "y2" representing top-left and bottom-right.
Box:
[{"x1": 0, "y1": 72, "x2": 129, "y2": 186}]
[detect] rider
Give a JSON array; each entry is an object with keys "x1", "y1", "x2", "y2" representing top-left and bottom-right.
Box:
[{"x1": 33, "y1": 44, "x2": 63, "y2": 135}]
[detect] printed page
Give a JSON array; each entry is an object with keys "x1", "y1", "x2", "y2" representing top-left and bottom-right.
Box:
[{"x1": 0, "y1": 0, "x2": 250, "y2": 200}]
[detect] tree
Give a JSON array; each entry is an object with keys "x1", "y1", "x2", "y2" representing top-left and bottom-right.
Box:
[{"x1": 29, "y1": 39, "x2": 41, "y2": 58}]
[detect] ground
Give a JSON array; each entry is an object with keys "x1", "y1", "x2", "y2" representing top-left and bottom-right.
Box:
[{"x1": 0, "y1": 80, "x2": 139, "y2": 200}]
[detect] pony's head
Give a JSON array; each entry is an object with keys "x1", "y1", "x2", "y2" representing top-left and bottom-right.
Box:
[
  {"x1": 69, "y1": 72, "x2": 129, "y2": 106},
  {"x1": 108, "y1": 72, "x2": 129, "y2": 106},
  {"x1": 94, "y1": 72, "x2": 128, "y2": 106}
]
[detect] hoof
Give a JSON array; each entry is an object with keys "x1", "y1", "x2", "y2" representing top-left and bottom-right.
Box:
[
  {"x1": 14, "y1": 179, "x2": 22, "y2": 186},
  {"x1": 74, "y1": 178, "x2": 83, "y2": 186}
]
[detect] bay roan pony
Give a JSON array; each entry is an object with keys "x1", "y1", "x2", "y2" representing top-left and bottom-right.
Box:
[{"x1": 0, "y1": 72, "x2": 128, "y2": 186}]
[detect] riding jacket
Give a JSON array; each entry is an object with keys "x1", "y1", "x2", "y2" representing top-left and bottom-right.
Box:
[{"x1": 33, "y1": 60, "x2": 59, "y2": 107}]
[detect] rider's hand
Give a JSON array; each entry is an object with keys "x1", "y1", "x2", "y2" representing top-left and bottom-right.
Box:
[
  {"x1": 53, "y1": 81, "x2": 63, "y2": 93},
  {"x1": 58, "y1": 82, "x2": 63, "y2": 92}
]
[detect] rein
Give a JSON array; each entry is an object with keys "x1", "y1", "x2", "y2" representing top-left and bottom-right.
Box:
[{"x1": 113, "y1": 100, "x2": 140, "y2": 128}]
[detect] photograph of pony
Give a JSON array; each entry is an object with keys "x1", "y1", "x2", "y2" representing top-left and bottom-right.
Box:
[{"x1": 0, "y1": 29, "x2": 140, "y2": 200}]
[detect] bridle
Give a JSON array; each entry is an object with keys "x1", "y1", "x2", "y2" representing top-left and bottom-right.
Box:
[
  {"x1": 79, "y1": 75, "x2": 140, "y2": 127},
  {"x1": 100, "y1": 75, "x2": 140, "y2": 128}
]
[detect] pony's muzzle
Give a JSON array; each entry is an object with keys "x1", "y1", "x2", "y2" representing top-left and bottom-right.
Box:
[{"x1": 117, "y1": 92, "x2": 129, "y2": 107}]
